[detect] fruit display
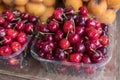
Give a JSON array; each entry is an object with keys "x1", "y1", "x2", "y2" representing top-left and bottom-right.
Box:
[
  {"x1": 31, "y1": 6, "x2": 112, "y2": 75},
  {"x1": 0, "y1": 10, "x2": 38, "y2": 67}
]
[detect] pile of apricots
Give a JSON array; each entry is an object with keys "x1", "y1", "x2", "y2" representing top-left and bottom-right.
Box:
[{"x1": 0, "y1": 0, "x2": 119, "y2": 24}]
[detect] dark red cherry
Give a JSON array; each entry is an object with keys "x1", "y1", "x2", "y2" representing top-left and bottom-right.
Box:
[
  {"x1": 70, "y1": 53, "x2": 82, "y2": 63},
  {"x1": 6, "y1": 13, "x2": 15, "y2": 22},
  {"x1": 3, "y1": 36, "x2": 12, "y2": 45},
  {"x1": 16, "y1": 21, "x2": 25, "y2": 31},
  {"x1": 25, "y1": 23, "x2": 34, "y2": 34},
  {"x1": 98, "y1": 47, "x2": 108, "y2": 55},
  {"x1": 75, "y1": 16, "x2": 85, "y2": 26},
  {"x1": 44, "y1": 34, "x2": 53, "y2": 41},
  {"x1": 29, "y1": 15, "x2": 38, "y2": 24},
  {"x1": 3, "y1": 21, "x2": 13, "y2": 29},
  {"x1": 35, "y1": 39, "x2": 44, "y2": 49},
  {"x1": 59, "y1": 38, "x2": 70, "y2": 49},
  {"x1": 0, "y1": 27, "x2": 6, "y2": 38},
  {"x1": 99, "y1": 36, "x2": 109, "y2": 46},
  {"x1": 85, "y1": 19, "x2": 96, "y2": 27},
  {"x1": 79, "y1": 6, "x2": 88, "y2": 16},
  {"x1": 38, "y1": 51, "x2": 45, "y2": 58},
  {"x1": 65, "y1": 7, "x2": 74, "y2": 14},
  {"x1": 37, "y1": 23, "x2": 49, "y2": 33},
  {"x1": 0, "y1": 16, "x2": 5, "y2": 24},
  {"x1": 82, "y1": 55, "x2": 91, "y2": 64},
  {"x1": 21, "y1": 12, "x2": 29, "y2": 20},
  {"x1": 75, "y1": 26, "x2": 85, "y2": 36},
  {"x1": 55, "y1": 30, "x2": 64, "y2": 41},
  {"x1": 85, "y1": 40, "x2": 97, "y2": 51},
  {"x1": 48, "y1": 21, "x2": 59, "y2": 32},
  {"x1": 55, "y1": 49, "x2": 66, "y2": 60},
  {"x1": 101, "y1": 23, "x2": 108, "y2": 32},
  {"x1": 68, "y1": 33, "x2": 80, "y2": 44}
]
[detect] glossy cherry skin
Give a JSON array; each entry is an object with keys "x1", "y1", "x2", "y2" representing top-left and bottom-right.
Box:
[
  {"x1": 85, "y1": 40, "x2": 97, "y2": 51},
  {"x1": 101, "y1": 23, "x2": 108, "y2": 32},
  {"x1": 68, "y1": 33, "x2": 80, "y2": 44},
  {"x1": 0, "y1": 27, "x2": 6, "y2": 38},
  {"x1": 3, "y1": 36, "x2": 12, "y2": 45},
  {"x1": 29, "y1": 15, "x2": 38, "y2": 24},
  {"x1": 98, "y1": 47, "x2": 108, "y2": 55},
  {"x1": 59, "y1": 38, "x2": 70, "y2": 49},
  {"x1": 21, "y1": 12, "x2": 29, "y2": 20},
  {"x1": 75, "y1": 26, "x2": 85, "y2": 36},
  {"x1": 65, "y1": 7, "x2": 74, "y2": 14},
  {"x1": 54, "y1": 30, "x2": 64, "y2": 41},
  {"x1": 82, "y1": 55, "x2": 91, "y2": 64},
  {"x1": 7, "y1": 29, "x2": 19, "y2": 39},
  {"x1": 79, "y1": 6, "x2": 88, "y2": 16},
  {"x1": 99, "y1": 36, "x2": 109, "y2": 46},
  {"x1": 63, "y1": 21, "x2": 74, "y2": 33},
  {"x1": 42, "y1": 41, "x2": 55, "y2": 53},
  {"x1": 0, "y1": 46, "x2": 12, "y2": 56},
  {"x1": 73, "y1": 42, "x2": 86, "y2": 53},
  {"x1": 16, "y1": 21, "x2": 25, "y2": 31},
  {"x1": 37, "y1": 23, "x2": 49, "y2": 33},
  {"x1": 44, "y1": 34, "x2": 53, "y2": 41},
  {"x1": 53, "y1": 8, "x2": 64, "y2": 21},
  {"x1": 11, "y1": 42, "x2": 22, "y2": 52},
  {"x1": 48, "y1": 21, "x2": 59, "y2": 32},
  {"x1": 3, "y1": 21, "x2": 13, "y2": 29},
  {"x1": 55, "y1": 49, "x2": 66, "y2": 60},
  {"x1": 38, "y1": 50, "x2": 45, "y2": 58},
  {"x1": 35, "y1": 39, "x2": 44, "y2": 49},
  {"x1": 85, "y1": 19, "x2": 96, "y2": 27},
  {"x1": 17, "y1": 32, "x2": 27, "y2": 44},
  {"x1": 75, "y1": 16, "x2": 85, "y2": 26},
  {"x1": 70, "y1": 53, "x2": 82, "y2": 63},
  {"x1": 6, "y1": 13, "x2": 15, "y2": 22},
  {"x1": 25, "y1": 23, "x2": 34, "y2": 34},
  {"x1": 0, "y1": 16, "x2": 5, "y2": 24}
]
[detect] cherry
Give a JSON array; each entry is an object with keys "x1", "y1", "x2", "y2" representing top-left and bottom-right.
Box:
[
  {"x1": 44, "y1": 34, "x2": 53, "y2": 41},
  {"x1": 16, "y1": 21, "x2": 25, "y2": 31},
  {"x1": 45, "y1": 53, "x2": 54, "y2": 60},
  {"x1": 53, "y1": 8, "x2": 64, "y2": 21},
  {"x1": 75, "y1": 26, "x2": 85, "y2": 36},
  {"x1": 6, "y1": 13, "x2": 15, "y2": 22},
  {"x1": 35, "y1": 39, "x2": 44, "y2": 49},
  {"x1": 25, "y1": 23, "x2": 34, "y2": 34},
  {"x1": 17, "y1": 32, "x2": 27, "y2": 44},
  {"x1": 91, "y1": 50, "x2": 104, "y2": 63},
  {"x1": 91, "y1": 39, "x2": 102, "y2": 48},
  {"x1": 42, "y1": 41, "x2": 55, "y2": 53},
  {"x1": 0, "y1": 27, "x2": 6, "y2": 38},
  {"x1": 59, "y1": 38, "x2": 70, "y2": 49},
  {"x1": 0, "y1": 46, "x2": 12, "y2": 56},
  {"x1": 55, "y1": 30, "x2": 64, "y2": 41},
  {"x1": 7, "y1": 29, "x2": 19, "y2": 39},
  {"x1": 98, "y1": 47, "x2": 108, "y2": 55},
  {"x1": 29, "y1": 15, "x2": 38, "y2": 24},
  {"x1": 21, "y1": 12, "x2": 29, "y2": 20},
  {"x1": 38, "y1": 50, "x2": 45, "y2": 58},
  {"x1": 73, "y1": 42, "x2": 86, "y2": 53},
  {"x1": 3, "y1": 36, "x2": 12, "y2": 45},
  {"x1": 11, "y1": 42, "x2": 22, "y2": 52},
  {"x1": 65, "y1": 7, "x2": 74, "y2": 14},
  {"x1": 0, "y1": 16, "x2": 5, "y2": 24},
  {"x1": 55, "y1": 49, "x2": 66, "y2": 60},
  {"x1": 2, "y1": 10, "x2": 11, "y2": 15},
  {"x1": 37, "y1": 23, "x2": 49, "y2": 33},
  {"x1": 8, "y1": 57, "x2": 20, "y2": 66},
  {"x1": 84, "y1": 67, "x2": 97, "y2": 74},
  {"x1": 99, "y1": 36, "x2": 109, "y2": 46},
  {"x1": 63, "y1": 20, "x2": 74, "y2": 33},
  {"x1": 85, "y1": 19, "x2": 96, "y2": 27},
  {"x1": 85, "y1": 27, "x2": 100, "y2": 40},
  {"x1": 82, "y1": 55, "x2": 91, "y2": 64},
  {"x1": 85, "y1": 40, "x2": 97, "y2": 51},
  {"x1": 70, "y1": 53, "x2": 82, "y2": 63},
  {"x1": 68, "y1": 33, "x2": 80, "y2": 44},
  {"x1": 101, "y1": 23, "x2": 108, "y2": 32},
  {"x1": 66, "y1": 14, "x2": 77, "y2": 21},
  {"x1": 79, "y1": 6, "x2": 88, "y2": 16},
  {"x1": 48, "y1": 21, "x2": 59, "y2": 32},
  {"x1": 75, "y1": 16, "x2": 85, "y2": 26},
  {"x1": 3, "y1": 21, "x2": 13, "y2": 29}
]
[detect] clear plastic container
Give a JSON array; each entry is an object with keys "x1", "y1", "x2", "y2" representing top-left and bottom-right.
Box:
[
  {"x1": 30, "y1": 23, "x2": 115, "y2": 78},
  {"x1": 0, "y1": 35, "x2": 32, "y2": 69}
]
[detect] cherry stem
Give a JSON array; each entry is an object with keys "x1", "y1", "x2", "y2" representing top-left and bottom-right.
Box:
[
  {"x1": 66, "y1": 31, "x2": 70, "y2": 39},
  {"x1": 35, "y1": 32, "x2": 40, "y2": 38},
  {"x1": 39, "y1": 31, "x2": 54, "y2": 35},
  {"x1": 63, "y1": 47, "x2": 73, "y2": 51},
  {"x1": 90, "y1": 48, "x2": 99, "y2": 56},
  {"x1": 31, "y1": 50, "x2": 39, "y2": 56},
  {"x1": 63, "y1": 13, "x2": 68, "y2": 19},
  {"x1": 72, "y1": 19, "x2": 75, "y2": 33},
  {"x1": 0, "y1": 40, "x2": 5, "y2": 44},
  {"x1": 53, "y1": 19, "x2": 62, "y2": 23},
  {"x1": 23, "y1": 20, "x2": 28, "y2": 23}
]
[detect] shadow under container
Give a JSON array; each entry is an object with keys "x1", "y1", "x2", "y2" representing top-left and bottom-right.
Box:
[
  {"x1": 0, "y1": 36, "x2": 32, "y2": 69},
  {"x1": 31, "y1": 23, "x2": 115, "y2": 78}
]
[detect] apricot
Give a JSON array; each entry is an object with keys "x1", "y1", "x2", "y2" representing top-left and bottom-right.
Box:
[
  {"x1": 31, "y1": 0, "x2": 43, "y2": 3},
  {"x1": 0, "y1": 4, "x2": 6, "y2": 13},
  {"x1": 15, "y1": 6, "x2": 26, "y2": 12},
  {"x1": 43, "y1": 0, "x2": 56, "y2": 6},
  {"x1": 96, "y1": 9, "x2": 116, "y2": 24},
  {"x1": 14, "y1": 0, "x2": 29, "y2": 6},
  {"x1": 107, "y1": 0, "x2": 120, "y2": 10},
  {"x1": 40, "y1": 7, "x2": 55, "y2": 22},
  {"x1": 65, "y1": 0, "x2": 83, "y2": 11},
  {"x1": 87, "y1": 0, "x2": 107, "y2": 16},
  {"x1": 3, "y1": 0, "x2": 14, "y2": 6},
  {"x1": 26, "y1": 2, "x2": 46, "y2": 16}
]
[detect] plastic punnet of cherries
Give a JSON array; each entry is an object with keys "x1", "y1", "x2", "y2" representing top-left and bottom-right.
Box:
[
  {"x1": 35, "y1": 6, "x2": 109, "y2": 65},
  {"x1": 0, "y1": 10, "x2": 38, "y2": 65}
]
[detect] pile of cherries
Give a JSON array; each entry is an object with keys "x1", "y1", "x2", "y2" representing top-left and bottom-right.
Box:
[
  {"x1": 0, "y1": 10, "x2": 38, "y2": 65},
  {"x1": 35, "y1": 6, "x2": 109, "y2": 65}
]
